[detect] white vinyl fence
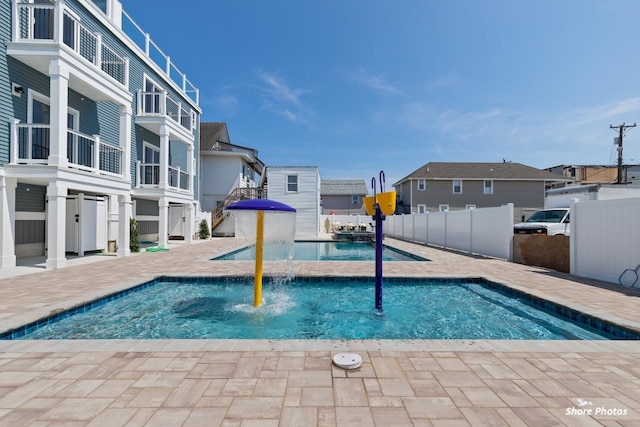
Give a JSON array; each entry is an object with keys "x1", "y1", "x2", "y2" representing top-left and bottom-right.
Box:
[
  {"x1": 385, "y1": 204, "x2": 514, "y2": 260},
  {"x1": 322, "y1": 204, "x2": 514, "y2": 261},
  {"x1": 570, "y1": 197, "x2": 640, "y2": 285}
]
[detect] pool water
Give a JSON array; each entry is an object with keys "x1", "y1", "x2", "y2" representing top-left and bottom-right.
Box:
[
  {"x1": 9, "y1": 277, "x2": 632, "y2": 340},
  {"x1": 213, "y1": 241, "x2": 426, "y2": 261}
]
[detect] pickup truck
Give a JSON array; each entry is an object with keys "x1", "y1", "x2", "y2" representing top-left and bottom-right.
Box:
[{"x1": 513, "y1": 208, "x2": 570, "y2": 236}]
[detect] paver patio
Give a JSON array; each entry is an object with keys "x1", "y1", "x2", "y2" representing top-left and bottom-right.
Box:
[{"x1": 0, "y1": 237, "x2": 639, "y2": 426}]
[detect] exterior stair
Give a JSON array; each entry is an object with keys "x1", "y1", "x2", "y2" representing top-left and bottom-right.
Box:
[{"x1": 211, "y1": 187, "x2": 266, "y2": 233}]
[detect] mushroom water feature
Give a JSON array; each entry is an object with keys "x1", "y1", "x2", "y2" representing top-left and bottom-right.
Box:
[{"x1": 225, "y1": 199, "x2": 297, "y2": 307}]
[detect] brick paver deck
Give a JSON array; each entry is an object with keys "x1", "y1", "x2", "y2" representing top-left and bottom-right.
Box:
[{"x1": 0, "y1": 238, "x2": 639, "y2": 426}]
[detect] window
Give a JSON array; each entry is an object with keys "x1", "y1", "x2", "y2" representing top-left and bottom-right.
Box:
[
  {"x1": 66, "y1": 108, "x2": 90, "y2": 167},
  {"x1": 452, "y1": 180, "x2": 462, "y2": 194},
  {"x1": 417, "y1": 179, "x2": 426, "y2": 191},
  {"x1": 483, "y1": 180, "x2": 493, "y2": 195},
  {"x1": 439, "y1": 204, "x2": 449, "y2": 212},
  {"x1": 352, "y1": 195, "x2": 359, "y2": 204},
  {"x1": 30, "y1": 96, "x2": 50, "y2": 160},
  {"x1": 28, "y1": 89, "x2": 82, "y2": 163},
  {"x1": 143, "y1": 76, "x2": 163, "y2": 114},
  {"x1": 287, "y1": 175, "x2": 298, "y2": 192},
  {"x1": 417, "y1": 204, "x2": 427, "y2": 214},
  {"x1": 143, "y1": 142, "x2": 160, "y2": 185},
  {"x1": 466, "y1": 204, "x2": 476, "y2": 210}
]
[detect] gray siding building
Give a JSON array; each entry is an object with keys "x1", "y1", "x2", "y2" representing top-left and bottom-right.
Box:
[
  {"x1": 320, "y1": 179, "x2": 368, "y2": 215},
  {"x1": 393, "y1": 162, "x2": 572, "y2": 221}
]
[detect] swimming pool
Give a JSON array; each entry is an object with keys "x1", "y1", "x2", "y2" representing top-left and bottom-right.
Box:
[
  {"x1": 4, "y1": 277, "x2": 637, "y2": 340},
  {"x1": 213, "y1": 241, "x2": 427, "y2": 261}
]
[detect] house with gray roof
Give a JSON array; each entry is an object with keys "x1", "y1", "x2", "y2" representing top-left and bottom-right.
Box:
[
  {"x1": 320, "y1": 179, "x2": 369, "y2": 214},
  {"x1": 393, "y1": 162, "x2": 573, "y2": 221},
  {"x1": 199, "y1": 122, "x2": 265, "y2": 213}
]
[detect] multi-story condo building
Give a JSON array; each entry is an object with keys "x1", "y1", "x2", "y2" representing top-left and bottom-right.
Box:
[{"x1": 0, "y1": 0, "x2": 201, "y2": 270}]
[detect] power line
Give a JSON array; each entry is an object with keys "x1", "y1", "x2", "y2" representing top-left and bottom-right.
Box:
[{"x1": 610, "y1": 123, "x2": 636, "y2": 184}]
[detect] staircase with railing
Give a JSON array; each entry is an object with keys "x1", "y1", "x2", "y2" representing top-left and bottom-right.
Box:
[{"x1": 211, "y1": 187, "x2": 266, "y2": 233}]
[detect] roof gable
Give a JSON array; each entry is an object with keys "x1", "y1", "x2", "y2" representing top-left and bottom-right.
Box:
[
  {"x1": 200, "y1": 122, "x2": 230, "y2": 151},
  {"x1": 321, "y1": 179, "x2": 368, "y2": 195},
  {"x1": 396, "y1": 162, "x2": 572, "y2": 183}
]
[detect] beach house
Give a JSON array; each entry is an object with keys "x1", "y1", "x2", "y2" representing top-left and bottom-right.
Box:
[{"x1": 0, "y1": 0, "x2": 201, "y2": 270}]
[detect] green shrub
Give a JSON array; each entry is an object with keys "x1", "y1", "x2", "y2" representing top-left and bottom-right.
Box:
[
  {"x1": 198, "y1": 219, "x2": 210, "y2": 240},
  {"x1": 130, "y1": 218, "x2": 140, "y2": 252}
]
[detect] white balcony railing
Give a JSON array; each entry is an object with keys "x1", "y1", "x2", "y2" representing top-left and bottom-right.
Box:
[
  {"x1": 136, "y1": 162, "x2": 190, "y2": 192},
  {"x1": 10, "y1": 121, "x2": 123, "y2": 177},
  {"x1": 12, "y1": 0, "x2": 129, "y2": 86},
  {"x1": 137, "y1": 90, "x2": 195, "y2": 133},
  {"x1": 168, "y1": 166, "x2": 190, "y2": 191},
  {"x1": 121, "y1": 10, "x2": 199, "y2": 105}
]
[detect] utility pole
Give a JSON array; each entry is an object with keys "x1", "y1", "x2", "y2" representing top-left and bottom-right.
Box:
[{"x1": 610, "y1": 123, "x2": 636, "y2": 184}]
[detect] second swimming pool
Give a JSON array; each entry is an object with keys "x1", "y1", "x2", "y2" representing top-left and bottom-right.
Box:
[{"x1": 212, "y1": 241, "x2": 428, "y2": 261}]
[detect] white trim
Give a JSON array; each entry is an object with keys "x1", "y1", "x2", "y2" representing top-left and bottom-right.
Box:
[
  {"x1": 417, "y1": 204, "x2": 427, "y2": 214},
  {"x1": 134, "y1": 215, "x2": 159, "y2": 221},
  {"x1": 15, "y1": 212, "x2": 46, "y2": 221},
  {"x1": 466, "y1": 204, "x2": 476, "y2": 210},
  {"x1": 439, "y1": 204, "x2": 449, "y2": 212},
  {"x1": 417, "y1": 179, "x2": 426, "y2": 191}
]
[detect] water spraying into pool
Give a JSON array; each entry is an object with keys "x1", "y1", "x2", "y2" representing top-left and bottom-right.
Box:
[{"x1": 226, "y1": 199, "x2": 297, "y2": 306}]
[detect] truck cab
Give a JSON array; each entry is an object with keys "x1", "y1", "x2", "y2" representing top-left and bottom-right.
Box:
[{"x1": 514, "y1": 208, "x2": 570, "y2": 236}]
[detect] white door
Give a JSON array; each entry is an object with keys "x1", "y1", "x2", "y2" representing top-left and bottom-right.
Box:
[
  {"x1": 65, "y1": 197, "x2": 79, "y2": 253},
  {"x1": 168, "y1": 205, "x2": 185, "y2": 237}
]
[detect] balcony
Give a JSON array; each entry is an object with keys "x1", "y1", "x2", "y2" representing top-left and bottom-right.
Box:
[
  {"x1": 10, "y1": 1, "x2": 129, "y2": 95},
  {"x1": 136, "y1": 162, "x2": 191, "y2": 193},
  {"x1": 10, "y1": 121, "x2": 124, "y2": 177},
  {"x1": 137, "y1": 91, "x2": 195, "y2": 135}
]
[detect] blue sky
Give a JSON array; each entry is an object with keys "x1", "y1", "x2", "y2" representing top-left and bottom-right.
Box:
[{"x1": 121, "y1": 0, "x2": 640, "y2": 186}]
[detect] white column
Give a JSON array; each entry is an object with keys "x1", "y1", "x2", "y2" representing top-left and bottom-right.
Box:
[
  {"x1": 186, "y1": 144, "x2": 194, "y2": 194},
  {"x1": 159, "y1": 125, "x2": 169, "y2": 189},
  {"x1": 46, "y1": 182, "x2": 67, "y2": 270},
  {"x1": 53, "y1": 0, "x2": 65, "y2": 44},
  {"x1": 184, "y1": 203, "x2": 194, "y2": 244},
  {"x1": 77, "y1": 192, "x2": 84, "y2": 257},
  {"x1": 158, "y1": 197, "x2": 169, "y2": 248},
  {"x1": 119, "y1": 104, "x2": 132, "y2": 182},
  {"x1": 48, "y1": 59, "x2": 69, "y2": 167},
  {"x1": 117, "y1": 194, "x2": 131, "y2": 257},
  {"x1": 0, "y1": 177, "x2": 17, "y2": 269}
]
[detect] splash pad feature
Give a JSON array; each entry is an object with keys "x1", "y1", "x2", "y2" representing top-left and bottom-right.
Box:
[
  {"x1": 225, "y1": 199, "x2": 296, "y2": 307},
  {"x1": 363, "y1": 171, "x2": 396, "y2": 311}
]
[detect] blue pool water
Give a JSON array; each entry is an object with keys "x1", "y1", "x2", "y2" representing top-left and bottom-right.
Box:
[
  {"x1": 6, "y1": 277, "x2": 635, "y2": 340},
  {"x1": 213, "y1": 241, "x2": 427, "y2": 261}
]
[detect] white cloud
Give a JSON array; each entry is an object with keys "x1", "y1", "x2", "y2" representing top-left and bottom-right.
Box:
[
  {"x1": 256, "y1": 71, "x2": 311, "y2": 124},
  {"x1": 382, "y1": 98, "x2": 640, "y2": 168},
  {"x1": 351, "y1": 68, "x2": 402, "y2": 95},
  {"x1": 425, "y1": 74, "x2": 466, "y2": 90}
]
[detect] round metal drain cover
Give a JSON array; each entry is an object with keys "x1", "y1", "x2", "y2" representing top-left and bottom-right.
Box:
[{"x1": 332, "y1": 353, "x2": 362, "y2": 370}]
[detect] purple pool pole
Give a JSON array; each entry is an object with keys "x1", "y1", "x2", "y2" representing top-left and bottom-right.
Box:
[{"x1": 374, "y1": 202, "x2": 384, "y2": 311}]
